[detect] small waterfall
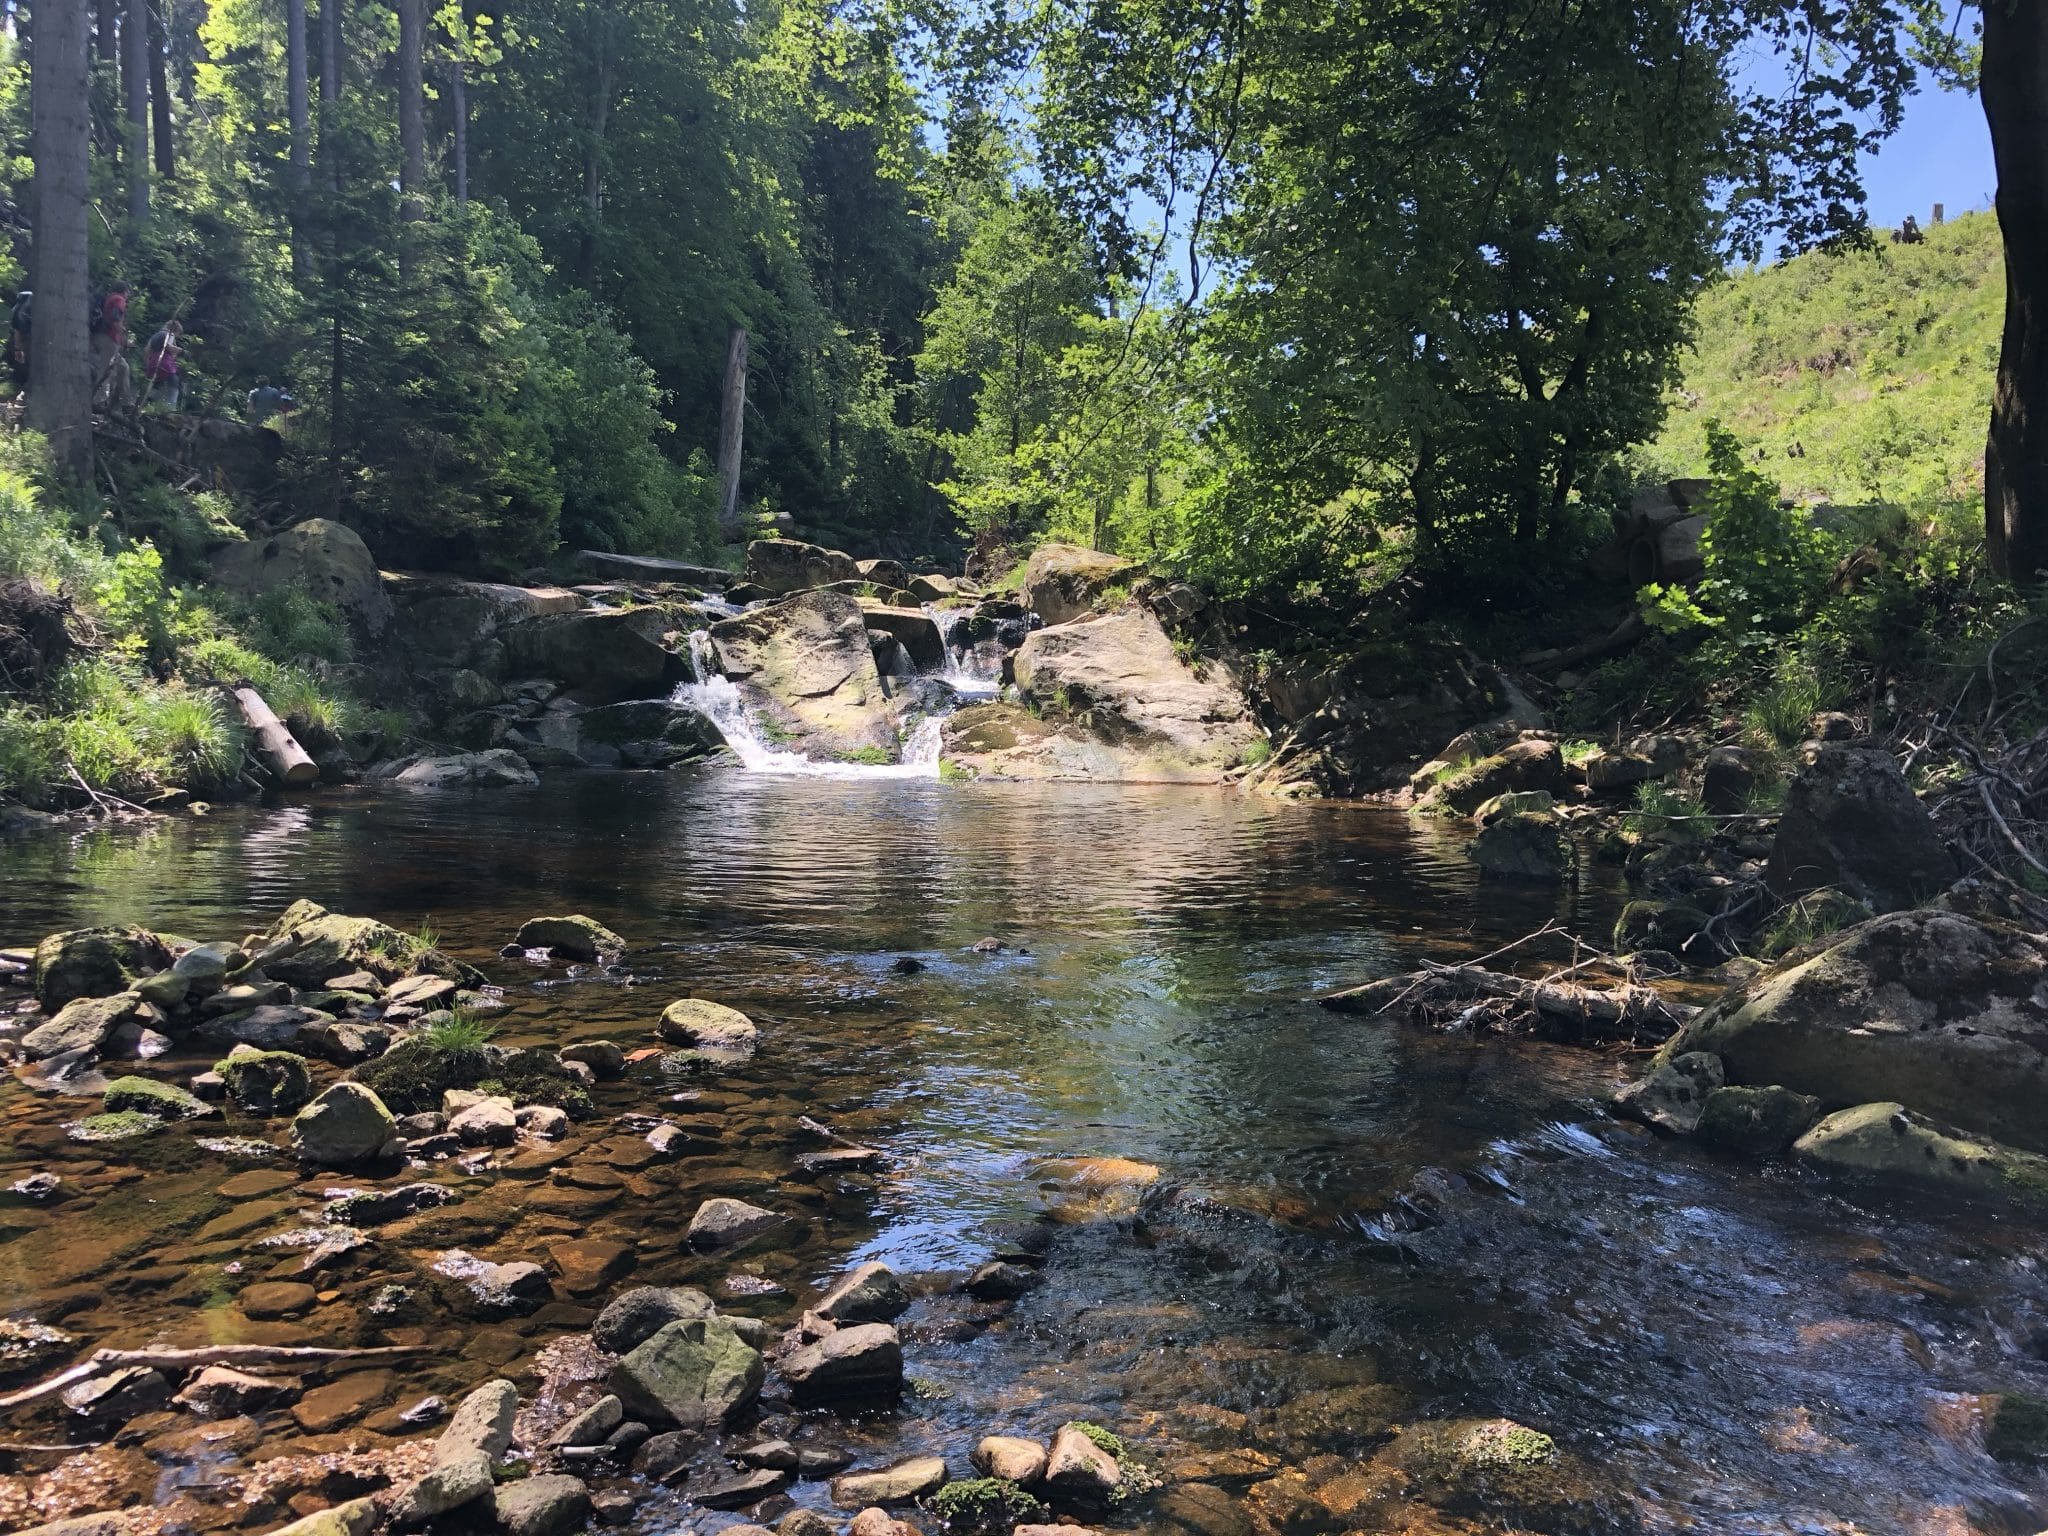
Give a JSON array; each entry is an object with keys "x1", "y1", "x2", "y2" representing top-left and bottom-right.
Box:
[
  {"x1": 673, "y1": 630, "x2": 946, "y2": 780},
  {"x1": 925, "y1": 605, "x2": 1001, "y2": 698}
]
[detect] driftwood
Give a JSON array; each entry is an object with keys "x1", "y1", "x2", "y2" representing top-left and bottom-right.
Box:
[
  {"x1": 1321, "y1": 961, "x2": 1697, "y2": 1044},
  {"x1": 0, "y1": 1343, "x2": 424, "y2": 1416},
  {"x1": 234, "y1": 687, "x2": 318, "y2": 787},
  {"x1": 1520, "y1": 610, "x2": 1647, "y2": 674}
]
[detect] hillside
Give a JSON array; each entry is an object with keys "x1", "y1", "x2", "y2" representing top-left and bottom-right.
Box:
[{"x1": 1645, "y1": 210, "x2": 2002, "y2": 506}]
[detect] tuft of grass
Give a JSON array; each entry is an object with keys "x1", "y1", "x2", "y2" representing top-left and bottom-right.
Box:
[
  {"x1": 416, "y1": 1010, "x2": 493, "y2": 1054},
  {"x1": 1241, "y1": 738, "x2": 1273, "y2": 767},
  {"x1": 1743, "y1": 668, "x2": 1827, "y2": 751},
  {"x1": 1759, "y1": 888, "x2": 1871, "y2": 958},
  {"x1": 843, "y1": 745, "x2": 893, "y2": 765},
  {"x1": 1623, "y1": 780, "x2": 1711, "y2": 841}
]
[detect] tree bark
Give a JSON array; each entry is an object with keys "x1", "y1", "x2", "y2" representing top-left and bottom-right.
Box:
[
  {"x1": 123, "y1": 0, "x2": 148, "y2": 218},
  {"x1": 396, "y1": 0, "x2": 425, "y2": 252},
  {"x1": 716, "y1": 325, "x2": 749, "y2": 537},
  {"x1": 450, "y1": 57, "x2": 467, "y2": 206},
  {"x1": 27, "y1": 0, "x2": 95, "y2": 481},
  {"x1": 579, "y1": 36, "x2": 613, "y2": 285},
  {"x1": 147, "y1": 0, "x2": 173, "y2": 177},
  {"x1": 96, "y1": 0, "x2": 116, "y2": 59},
  {"x1": 1982, "y1": 0, "x2": 2048, "y2": 585},
  {"x1": 320, "y1": 0, "x2": 342, "y2": 192},
  {"x1": 287, "y1": 0, "x2": 309, "y2": 276}
]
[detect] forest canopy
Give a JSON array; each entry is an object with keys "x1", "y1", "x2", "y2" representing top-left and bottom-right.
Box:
[{"x1": 9, "y1": 0, "x2": 2039, "y2": 595}]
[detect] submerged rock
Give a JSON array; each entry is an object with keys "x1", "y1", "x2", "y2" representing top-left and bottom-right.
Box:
[
  {"x1": 686, "y1": 1197, "x2": 785, "y2": 1251},
  {"x1": 1468, "y1": 810, "x2": 1571, "y2": 882},
  {"x1": 390, "y1": 749, "x2": 540, "y2": 790},
  {"x1": 431, "y1": 1250, "x2": 553, "y2": 1317}
]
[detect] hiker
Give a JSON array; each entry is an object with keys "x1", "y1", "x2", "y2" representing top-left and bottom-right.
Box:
[
  {"x1": 247, "y1": 377, "x2": 297, "y2": 426},
  {"x1": 91, "y1": 283, "x2": 131, "y2": 406},
  {"x1": 7, "y1": 290, "x2": 28, "y2": 384},
  {"x1": 143, "y1": 321, "x2": 185, "y2": 409}
]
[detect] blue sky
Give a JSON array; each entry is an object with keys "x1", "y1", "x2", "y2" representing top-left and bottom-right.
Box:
[{"x1": 1859, "y1": 78, "x2": 1995, "y2": 231}]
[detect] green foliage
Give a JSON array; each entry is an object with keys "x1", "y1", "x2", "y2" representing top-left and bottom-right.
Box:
[
  {"x1": 1743, "y1": 664, "x2": 1829, "y2": 751},
  {"x1": 1641, "y1": 424, "x2": 1836, "y2": 651},
  {"x1": 841, "y1": 745, "x2": 893, "y2": 765},
  {"x1": 418, "y1": 1011, "x2": 494, "y2": 1053},
  {"x1": 1646, "y1": 212, "x2": 2000, "y2": 507},
  {"x1": 925, "y1": 1479, "x2": 1047, "y2": 1534},
  {"x1": 1759, "y1": 888, "x2": 1872, "y2": 958},
  {"x1": 1621, "y1": 781, "x2": 1710, "y2": 843}
]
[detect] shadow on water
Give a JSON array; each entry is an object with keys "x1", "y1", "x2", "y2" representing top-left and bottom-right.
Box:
[{"x1": 0, "y1": 766, "x2": 2044, "y2": 1534}]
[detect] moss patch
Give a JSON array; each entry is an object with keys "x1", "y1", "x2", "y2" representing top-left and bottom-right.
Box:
[
  {"x1": 925, "y1": 1478, "x2": 1046, "y2": 1534},
  {"x1": 1990, "y1": 1393, "x2": 2048, "y2": 1463},
  {"x1": 66, "y1": 1110, "x2": 164, "y2": 1143},
  {"x1": 103, "y1": 1075, "x2": 215, "y2": 1121}
]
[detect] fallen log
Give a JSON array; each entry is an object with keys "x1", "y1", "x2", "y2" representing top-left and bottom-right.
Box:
[
  {"x1": 234, "y1": 687, "x2": 319, "y2": 787},
  {"x1": 0, "y1": 1343, "x2": 424, "y2": 1416},
  {"x1": 1320, "y1": 961, "x2": 1696, "y2": 1044}
]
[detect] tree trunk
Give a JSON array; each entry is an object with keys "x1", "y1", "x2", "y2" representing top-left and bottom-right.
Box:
[
  {"x1": 96, "y1": 0, "x2": 116, "y2": 59},
  {"x1": 147, "y1": 0, "x2": 173, "y2": 177},
  {"x1": 27, "y1": 0, "x2": 95, "y2": 482},
  {"x1": 716, "y1": 325, "x2": 749, "y2": 537},
  {"x1": 1983, "y1": 0, "x2": 2048, "y2": 585},
  {"x1": 579, "y1": 39, "x2": 613, "y2": 285},
  {"x1": 396, "y1": 0, "x2": 424, "y2": 254},
  {"x1": 450, "y1": 57, "x2": 467, "y2": 206},
  {"x1": 287, "y1": 0, "x2": 309, "y2": 277},
  {"x1": 123, "y1": 0, "x2": 148, "y2": 218},
  {"x1": 320, "y1": 0, "x2": 342, "y2": 192}
]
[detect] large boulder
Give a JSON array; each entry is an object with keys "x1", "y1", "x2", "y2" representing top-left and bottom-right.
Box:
[
  {"x1": 1001, "y1": 609, "x2": 1262, "y2": 781},
  {"x1": 710, "y1": 591, "x2": 903, "y2": 757},
  {"x1": 33, "y1": 927, "x2": 173, "y2": 1009},
  {"x1": 608, "y1": 1316, "x2": 764, "y2": 1427},
  {"x1": 388, "y1": 750, "x2": 539, "y2": 790},
  {"x1": 385, "y1": 575, "x2": 583, "y2": 670},
  {"x1": 861, "y1": 605, "x2": 945, "y2": 671},
  {"x1": 210, "y1": 518, "x2": 393, "y2": 638},
  {"x1": 1467, "y1": 810, "x2": 1570, "y2": 882},
  {"x1": 290, "y1": 1082, "x2": 398, "y2": 1166},
  {"x1": 499, "y1": 608, "x2": 686, "y2": 704},
  {"x1": 1021, "y1": 544, "x2": 1136, "y2": 626},
  {"x1": 746, "y1": 540, "x2": 861, "y2": 596},
  {"x1": 1420, "y1": 738, "x2": 1564, "y2": 815},
  {"x1": 1657, "y1": 910, "x2": 2048, "y2": 1153},
  {"x1": 1793, "y1": 1102, "x2": 2048, "y2": 1203},
  {"x1": 260, "y1": 899, "x2": 444, "y2": 986},
  {"x1": 1765, "y1": 745, "x2": 1955, "y2": 911}
]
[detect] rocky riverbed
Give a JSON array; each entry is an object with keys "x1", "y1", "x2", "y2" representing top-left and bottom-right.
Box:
[{"x1": 0, "y1": 777, "x2": 2044, "y2": 1536}]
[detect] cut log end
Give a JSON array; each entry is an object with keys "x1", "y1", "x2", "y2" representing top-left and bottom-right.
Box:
[{"x1": 233, "y1": 687, "x2": 319, "y2": 787}]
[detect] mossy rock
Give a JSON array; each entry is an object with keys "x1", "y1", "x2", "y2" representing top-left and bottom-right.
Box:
[
  {"x1": 924, "y1": 1478, "x2": 1046, "y2": 1534},
  {"x1": 103, "y1": 1075, "x2": 218, "y2": 1122},
  {"x1": 1988, "y1": 1392, "x2": 2048, "y2": 1462},
  {"x1": 512, "y1": 915, "x2": 626, "y2": 962},
  {"x1": 354, "y1": 1040, "x2": 494, "y2": 1116},
  {"x1": 1613, "y1": 900, "x2": 1710, "y2": 953},
  {"x1": 34, "y1": 926, "x2": 174, "y2": 1008},
  {"x1": 215, "y1": 1050, "x2": 316, "y2": 1115},
  {"x1": 67, "y1": 1110, "x2": 165, "y2": 1144},
  {"x1": 1695, "y1": 1084, "x2": 1821, "y2": 1157}
]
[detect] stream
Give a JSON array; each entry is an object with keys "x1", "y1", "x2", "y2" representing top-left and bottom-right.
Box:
[{"x1": 0, "y1": 770, "x2": 2044, "y2": 1534}]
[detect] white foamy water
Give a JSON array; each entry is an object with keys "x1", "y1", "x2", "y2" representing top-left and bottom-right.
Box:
[
  {"x1": 674, "y1": 631, "x2": 946, "y2": 779},
  {"x1": 925, "y1": 604, "x2": 1002, "y2": 699}
]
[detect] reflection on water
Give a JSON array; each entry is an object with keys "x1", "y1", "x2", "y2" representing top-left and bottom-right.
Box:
[{"x1": 0, "y1": 769, "x2": 2044, "y2": 1535}]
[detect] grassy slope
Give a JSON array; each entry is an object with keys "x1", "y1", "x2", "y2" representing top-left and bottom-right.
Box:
[{"x1": 1644, "y1": 210, "x2": 2001, "y2": 506}]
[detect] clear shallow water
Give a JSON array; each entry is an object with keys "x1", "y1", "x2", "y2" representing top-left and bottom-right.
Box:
[{"x1": 0, "y1": 770, "x2": 2043, "y2": 1535}]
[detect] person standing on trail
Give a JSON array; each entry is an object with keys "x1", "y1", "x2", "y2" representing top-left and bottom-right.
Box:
[
  {"x1": 91, "y1": 283, "x2": 131, "y2": 406},
  {"x1": 247, "y1": 377, "x2": 297, "y2": 426},
  {"x1": 143, "y1": 320, "x2": 185, "y2": 410}
]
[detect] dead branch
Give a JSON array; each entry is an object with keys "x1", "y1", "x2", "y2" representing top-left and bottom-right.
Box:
[{"x1": 1320, "y1": 962, "x2": 1697, "y2": 1045}]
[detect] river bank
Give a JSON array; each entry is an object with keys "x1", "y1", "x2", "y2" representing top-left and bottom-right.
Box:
[{"x1": 0, "y1": 779, "x2": 2044, "y2": 1536}]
